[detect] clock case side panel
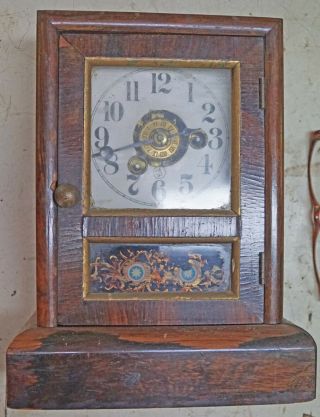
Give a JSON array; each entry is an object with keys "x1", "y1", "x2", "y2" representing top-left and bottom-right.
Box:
[
  {"x1": 36, "y1": 12, "x2": 60, "y2": 327},
  {"x1": 263, "y1": 20, "x2": 284, "y2": 323}
]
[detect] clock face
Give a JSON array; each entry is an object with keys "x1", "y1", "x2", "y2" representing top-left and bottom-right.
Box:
[{"x1": 89, "y1": 62, "x2": 232, "y2": 210}]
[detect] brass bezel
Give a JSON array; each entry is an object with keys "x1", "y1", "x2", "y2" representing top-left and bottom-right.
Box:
[
  {"x1": 83, "y1": 57, "x2": 241, "y2": 217},
  {"x1": 83, "y1": 236, "x2": 240, "y2": 301}
]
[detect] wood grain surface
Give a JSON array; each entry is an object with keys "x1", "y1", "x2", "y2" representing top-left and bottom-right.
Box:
[
  {"x1": 264, "y1": 20, "x2": 284, "y2": 323},
  {"x1": 36, "y1": 12, "x2": 59, "y2": 327},
  {"x1": 6, "y1": 323, "x2": 316, "y2": 409},
  {"x1": 83, "y1": 216, "x2": 239, "y2": 237},
  {"x1": 57, "y1": 20, "x2": 265, "y2": 325},
  {"x1": 36, "y1": 11, "x2": 283, "y2": 325}
]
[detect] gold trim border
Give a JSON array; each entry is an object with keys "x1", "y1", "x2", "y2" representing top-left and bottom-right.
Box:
[
  {"x1": 83, "y1": 236, "x2": 240, "y2": 301},
  {"x1": 83, "y1": 57, "x2": 241, "y2": 217}
]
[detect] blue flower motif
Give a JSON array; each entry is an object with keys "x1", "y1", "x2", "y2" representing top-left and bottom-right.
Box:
[
  {"x1": 128, "y1": 264, "x2": 145, "y2": 281},
  {"x1": 179, "y1": 266, "x2": 196, "y2": 283}
]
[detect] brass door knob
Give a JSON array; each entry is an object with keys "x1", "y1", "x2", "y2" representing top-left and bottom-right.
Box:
[{"x1": 54, "y1": 184, "x2": 81, "y2": 208}]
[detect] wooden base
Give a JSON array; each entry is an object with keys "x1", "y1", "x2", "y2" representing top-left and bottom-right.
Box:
[{"x1": 6, "y1": 322, "x2": 316, "y2": 409}]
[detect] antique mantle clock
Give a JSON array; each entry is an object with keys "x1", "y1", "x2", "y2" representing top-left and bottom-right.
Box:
[{"x1": 6, "y1": 11, "x2": 316, "y2": 409}]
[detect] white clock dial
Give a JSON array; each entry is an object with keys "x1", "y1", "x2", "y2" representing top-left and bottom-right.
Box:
[{"x1": 90, "y1": 64, "x2": 232, "y2": 210}]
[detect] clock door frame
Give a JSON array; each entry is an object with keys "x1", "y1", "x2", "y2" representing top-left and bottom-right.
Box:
[
  {"x1": 36, "y1": 11, "x2": 283, "y2": 326},
  {"x1": 83, "y1": 56, "x2": 241, "y2": 216}
]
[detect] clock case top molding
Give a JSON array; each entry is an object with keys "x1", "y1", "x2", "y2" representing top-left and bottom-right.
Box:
[{"x1": 6, "y1": 11, "x2": 316, "y2": 410}]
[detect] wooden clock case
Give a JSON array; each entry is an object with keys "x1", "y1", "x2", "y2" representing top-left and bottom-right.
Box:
[{"x1": 6, "y1": 11, "x2": 316, "y2": 409}]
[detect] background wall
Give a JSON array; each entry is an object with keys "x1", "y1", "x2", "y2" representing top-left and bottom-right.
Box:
[{"x1": 0, "y1": 1, "x2": 319, "y2": 416}]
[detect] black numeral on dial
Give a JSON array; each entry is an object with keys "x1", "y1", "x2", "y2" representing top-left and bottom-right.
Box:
[
  {"x1": 152, "y1": 180, "x2": 166, "y2": 203},
  {"x1": 94, "y1": 126, "x2": 109, "y2": 149},
  {"x1": 188, "y1": 82, "x2": 193, "y2": 102},
  {"x1": 94, "y1": 126, "x2": 119, "y2": 175},
  {"x1": 103, "y1": 155, "x2": 119, "y2": 175},
  {"x1": 198, "y1": 154, "x2": 213, "y2": 175},
  {"x1": 202, "y1": 102, "x2": 216, "y2": 123},
  {"x1": 208, "y1": 127, "x2": 223, "y2": 149},
  {"x1": 126, "y1": 81, "x2": 139, "y2": 101},
  {"x1": 179, "y1": 174, "x2": 193, "y2": 194},
  {"x1": 127, "y1": 174, "x2": 140, "y2": 195},
  {"x1": 152, "y1": 73, "x2": 171, "y2": 94},
  {"x1": 104, "y1": 101, "x2": 124, "y2": 122}
]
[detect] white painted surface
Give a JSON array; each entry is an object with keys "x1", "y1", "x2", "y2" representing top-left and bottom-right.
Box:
[
  {"x1": 90, "y1": 65, "x2": 232, "y2": 210},
  {"x1": 0, "y1": 1, "x2": 318, "y2": 416}
]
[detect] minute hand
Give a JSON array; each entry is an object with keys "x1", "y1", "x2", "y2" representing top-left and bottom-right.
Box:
[
  {"x1": 92, "y1": 137, "x2": 156, "y2": 160},
  {"x1": 93, "y1": 131, "x2": 184, "y2": 160},
  {"x1": 112, "y1": 137, "x2": 155, "y2": 153},
  {"x1": 112, "y1": 131, "x2": 182, "y2": 153}
]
